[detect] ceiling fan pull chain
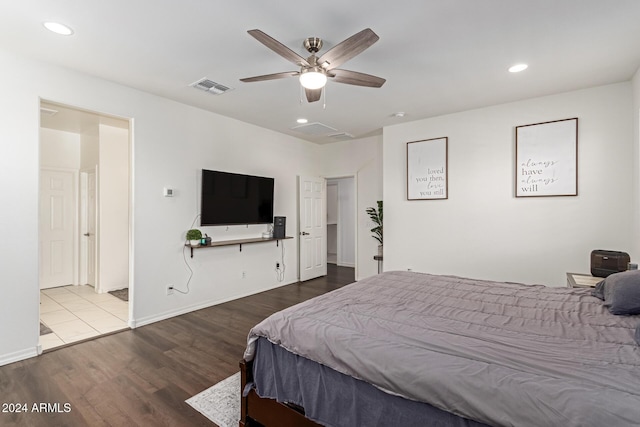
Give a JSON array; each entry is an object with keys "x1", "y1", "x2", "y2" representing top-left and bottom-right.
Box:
[{"x1": 323, "y1": 85, "x2": 326, "y2": 109}]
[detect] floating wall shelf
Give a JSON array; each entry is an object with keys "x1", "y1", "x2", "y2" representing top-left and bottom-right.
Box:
[{"x1": 185, "y1": 236, "x2": 293, "y2": 257}]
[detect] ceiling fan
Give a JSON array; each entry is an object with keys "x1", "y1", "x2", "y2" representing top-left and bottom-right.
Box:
[{"x1": 240, "y1": 28, "x2": 386, "y2": 103}]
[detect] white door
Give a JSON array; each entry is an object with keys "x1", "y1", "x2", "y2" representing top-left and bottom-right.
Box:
[
  {"x1": 40, "y1": 169, "x2": 75, "y2": 289},
  {"x1": 86, "y1": 170, "x2": 97, "y2": 288},
  {"x1": 299, "y1": 176, "x2": 327, "y2": 281}
]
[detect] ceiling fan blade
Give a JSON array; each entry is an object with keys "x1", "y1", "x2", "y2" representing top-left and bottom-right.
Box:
[
  {"x1": 240, "y1": 71, "x2": 299, "y2": 83},
  {"x1": 305, "y1": 88, "x2": 322, "y2": 103},
  {"x1": 317, "y1": 28, "x2": 379, "y2": 70},
  {"x1": 329, "y1": 69, "x2": 386, "y2": 88},
  {"x1": 247, "y1": 29, "x2": 311, "y2": 67}
]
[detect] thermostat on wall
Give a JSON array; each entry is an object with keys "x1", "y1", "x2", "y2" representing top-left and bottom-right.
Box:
[{"x1": 163, "y1": 187, "x2": 174, "y2": 197}]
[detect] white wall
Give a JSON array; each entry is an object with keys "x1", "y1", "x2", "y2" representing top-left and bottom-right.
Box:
[
  {"x1": 0, "y1": 52, "x2": 40, "y2": 364},
  {"x1": 0, "y1": 49, "x2": 320, "y2": 366},
  {"x1": 40, "y1": 128, "x2": 80, "y2": 169},
  {"x1": 384, "y1": 83, "x2": 634, "y2": 286},
  {"x1": 98, "y1": 124, "x2": 129, "y2": 292},
  {"x1": 320, "y1": 136, "x2": 383, "y2": 280},
  {"x1": 631, "y1": 69, "x2": 640, "y2": 259},
  {"x1": 80, "y1": 125, "x2": 99, "y2": 171}
]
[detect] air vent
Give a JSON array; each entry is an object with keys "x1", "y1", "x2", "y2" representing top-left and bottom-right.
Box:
[
  {"x1": 290, "y1": 122, "x2": 337, "y2": 135},
  {"x1": 328, "y1": 132, "x2": 354, "y2": 141},
  {"x1": 190, "y1": 78, "x2": 232, "y2": 95}
]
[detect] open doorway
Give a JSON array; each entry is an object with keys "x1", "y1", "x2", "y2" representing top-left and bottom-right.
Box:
[
  {"x1": 326, "y1": 177, "x2": 356, "y2": 269},
  {"x1": 38, "y1": 100, "x2": 131, "y2": 351}
]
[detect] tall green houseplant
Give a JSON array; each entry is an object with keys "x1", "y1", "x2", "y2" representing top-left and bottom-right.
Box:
[{"x1": 366, "y1": 201, "x2": 383, "y2": 255}]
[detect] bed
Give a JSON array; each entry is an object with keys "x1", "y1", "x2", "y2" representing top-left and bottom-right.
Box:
[{"x1": 241, "y1": 270, "x2": 640, "y2": 426}]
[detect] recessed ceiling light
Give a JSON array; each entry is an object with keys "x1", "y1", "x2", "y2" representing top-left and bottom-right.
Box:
[
  {"x1": 296, "y1": 118, "x2": 308, "y2": 124},
  {"x1": 392, "y1": 112, "x2": 406, "y2": 118},
  {"x1": 509, "y1": 63, "x2": 528, "y2": 73},
  {"x1": 43, "y1": 22, "x2": 74, "y2": 36}
]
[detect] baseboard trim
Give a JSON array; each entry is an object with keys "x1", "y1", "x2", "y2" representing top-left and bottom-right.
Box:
[
  {"x1": 0, "y1": 347, "x2": 39, "y2": 367},
  {"x1": 130, "y1": 279, "x2": 298, "y2": 328},
  {"x1": 337, "y1": 262, "x2": 355, "y2": 268}
]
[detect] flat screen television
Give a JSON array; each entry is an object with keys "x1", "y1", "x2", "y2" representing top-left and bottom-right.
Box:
[{"x1": 200, "y1": 169, "x2": 274, "y2": 226}]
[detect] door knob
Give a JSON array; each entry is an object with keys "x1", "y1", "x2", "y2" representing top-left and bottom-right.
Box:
[
  {"x1": 84, "y1": 233, "x2": 91, "y2": 237},
  {"x1": 300, "y1": 231, "x2": 310, "y2": 236}
]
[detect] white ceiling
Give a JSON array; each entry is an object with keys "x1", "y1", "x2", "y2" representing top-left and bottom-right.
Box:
[{"x1": 3, "y1": 0, "x2": 640, "y2": 144}]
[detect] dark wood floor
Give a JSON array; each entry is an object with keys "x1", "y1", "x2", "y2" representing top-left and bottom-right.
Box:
[{"x1": 0, "y1": 265, "x2": 355, "y2": 427}]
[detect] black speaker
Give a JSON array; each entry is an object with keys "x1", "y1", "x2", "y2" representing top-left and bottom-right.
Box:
[{"x1": 273, "y1": 216, "x2": 286, "y2": 239}]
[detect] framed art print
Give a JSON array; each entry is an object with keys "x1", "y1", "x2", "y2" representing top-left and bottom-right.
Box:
[
  {"x1": 515, "y1": 118, "x2": 578, "y2": 197},
  {"x1": 407, "y1": 137, "x2": 448, "y2": 200}
]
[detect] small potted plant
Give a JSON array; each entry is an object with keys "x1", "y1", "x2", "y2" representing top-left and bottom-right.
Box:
[
  {"x1": 186, "y1": 229, "x2": 202, "y2": 246},
  {"x1": 366, "y1": 200, "x2": 383, "y2": 256}
]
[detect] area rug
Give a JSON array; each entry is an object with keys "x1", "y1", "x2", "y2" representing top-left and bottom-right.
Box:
[
  {"x1": 186, "y1": 372, "x2": 240, "y2": 427},
  {"x1": 108, "y1": 288, "x2": 129, "y2": 302}
]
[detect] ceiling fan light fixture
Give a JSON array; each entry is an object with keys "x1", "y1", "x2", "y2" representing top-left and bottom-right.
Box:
[
  {"x1": 242, "y1": 28, "x2": 384, "y2": 103},
  {"x1": 299, "y1": 68, "x2": 327, "y2": 90}
]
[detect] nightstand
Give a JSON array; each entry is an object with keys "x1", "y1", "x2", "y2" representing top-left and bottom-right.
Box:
[{"x1": 566, "y1": 272, "x2": 602, "y2": 288}]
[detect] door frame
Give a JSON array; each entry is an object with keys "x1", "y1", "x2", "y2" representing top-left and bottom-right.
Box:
[
  {"x1": 38, "y1": 98, "x2": 134, "y2": 329},
  {"x1": 79, "y1": 168, "x2": 98, "y2": 290},
  {"x1": 324, "y1": 174, "x2": 358, "y2": 279},
  {"x1": 326, "y1": 181, "x2": 339, "y2": 265}
]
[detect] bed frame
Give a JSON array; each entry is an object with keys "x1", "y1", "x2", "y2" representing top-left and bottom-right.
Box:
[{"x1": 239, "y1": 359, "x2": 321, "y2": 427}]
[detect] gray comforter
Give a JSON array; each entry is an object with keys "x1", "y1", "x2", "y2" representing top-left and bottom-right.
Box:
[{"x1": 245, "y1": 271, "x2": 640, "y2": 426}]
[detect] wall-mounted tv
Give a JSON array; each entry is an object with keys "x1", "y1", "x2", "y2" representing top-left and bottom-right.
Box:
[{"x1": 200, "y1": 169, "x2": 274, "y2": 226}]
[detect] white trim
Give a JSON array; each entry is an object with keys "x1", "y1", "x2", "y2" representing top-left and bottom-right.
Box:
[
  {"x1": 95, "y1": 164, "x2": 101, "y2": 292},
  {"x1": 129, "y1": 279, "x2": 297, "y2": 328},
  {"x1": 353, "y1": 174, "x2": 359, "y2": 280},
  {"x1": 79, "y1": 169, "x2": 93, "y2": 286},
  {"x1": 127, "y1": 118, "x2": 135, "y2": 337},
  {"x1": 0, "y1": 347, "x2": 39, "y2": 367},
  {"x1": 337, "y1": 262, "x2": 355, "y2": 268}
]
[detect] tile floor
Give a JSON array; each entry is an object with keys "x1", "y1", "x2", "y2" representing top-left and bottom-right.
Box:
[{"x1": 39, "y1": 285, "x2": 129, "y2": 351}]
